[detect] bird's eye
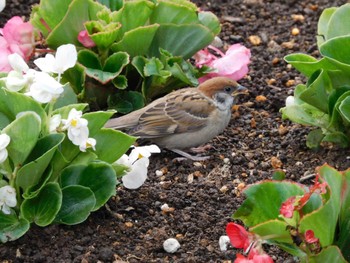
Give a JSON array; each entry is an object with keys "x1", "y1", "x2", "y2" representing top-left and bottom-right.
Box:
[{"x1": 224, "y1": 86, "x2": 233, "y2": 93}]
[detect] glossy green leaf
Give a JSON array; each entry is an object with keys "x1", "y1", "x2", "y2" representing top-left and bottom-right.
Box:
[
  {"x1": 0, "y1": 214, "x2": 30, "y2": 243},
  {"x1": 324, "y1": 4, "x2": 350, "y2": 41},
  {"x1": 3, "y1": 112, "x2": 41, "y2": 166},
  {"x1": 198, "y1": 11, "x2": 221, "y2": 35},
  {"x1": 320, "y1": 36, "x2": 350, "y2": 72},
  {"x1": 78, "y1": 50, "x2": 102, "y2": 70},
  {"x1": 21, "y1": 182, "x2": 62, "y2": 226},
  {"x1": 83, "y1": 110, "x2": 115, "y2": 136},
  {"x1": 150, "y1": 1, "x2": 197, "y2": 24},
  {"x1": 97, "y1": 0, "x2": 123, "y2": 11},
  {"x1": 86, "y1": 21, "x2": 122, "y2": 49},
  {"x1": 149, "y1": 24, "x2": 215, "y2": 59},
  {"x1": 108, "y1": 91, "x2": 145, "y2": 114},
  {"x1": 300, "y1": 165, "x2": 342, "y2": 246},
  {"x1": 317, "y1": 7, "x2": 337, "y2": 47},
  {"x1": 93, "y1": 129, "x2": 136, "y2": 163},
  {"x1": 51, "y1": 103, "x2": 88, "y2": 119},
  {"x1": 46, "y1": 0, "x2": 103, "y2": 48},
  {"x1": 306, "y1": 129, "x2": 324, "y2": 149},
  {"x1": 309, "y1": 246, "x2": 347, "y2": 263},
  {"x1": 53, "y1": 83, "x2": 78, "y2": 110},
  {"x1": 338, "y1": 96, "x2": 350, "y2": 123},
  {"x1": 54, "y1": 185, "x2": 96, "y2": 225},
  {"x1": 284, "y1": 54, "x2": 337, "y2": 78},
  {"x1": 0, "y1": 88, "x2": 48, "y2": 132},
  {"x1": 112, "y1": 24, "x2": 160, "y2": 57},
  {"x1": 60, "y1": 162, "x2": 116, "y2": 211},
  {"x1": 16, "y1": 134, "x2": 64, "y2": 191},
  {"x1": 233, "y1": 181, "x2": 304, "y2": 227}
]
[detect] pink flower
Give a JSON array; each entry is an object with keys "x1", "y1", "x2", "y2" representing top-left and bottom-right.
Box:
[
  {"x1": 235, "y1": 249, "x2": 274, "y2": 263},
  {"x1": 304, "y1": 230, "x2": 319, "y2": 244},
  {"x1": 78, "y1": 30, "x2": 96, "y2": 48},
  {"x1": 0, "y1": 16, "x2": 34, "y2": 72},
  {"x1": 194, "y1": 44, "x2": 251, "y2": 83},
  {"x1": 279, "y1": 196, "x2": 296, "y2": 218},
  {"x1": 226, "y1": 222, "x2": 251, "y2": 250}
]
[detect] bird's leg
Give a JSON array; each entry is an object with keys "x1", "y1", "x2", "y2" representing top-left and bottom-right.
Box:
[
  {"x1": 170, "y1": 149, "x2": 211, "y2": 161},
  {"x1": 189, "y1": 144, "x2": 213, "y2": 153}
]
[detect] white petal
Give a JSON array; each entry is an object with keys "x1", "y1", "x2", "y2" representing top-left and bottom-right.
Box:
[
  {"x1": 115, "y1": 154, "x2": 131, "y2": 167},
  {"x1": 219, "y1": 235, "x2": 231, "y2": 251},
  {"x1": 122, "y1": 158, "x2": 149, "y2": 189},
  {"x1": 8, "y1": 53, "x2": 29, "y2": 73},
  {"x1": 0, "y1": 0, "x2": 5, "y2": 13},
  {"x1": 163, "y1": 238, "x2": 181, "y2": 253},
  {"x1": 34, "y1": 53, "x2": 56, "y2": 73},
  {"x1": 0, "y1": 134, "x2": 10, "y2": 149},
  {"x1": 55, "y1": 44, "x2": 77, "y2": 73},
  {"x1": 0, "y1": 149, "x2": 8, "y2": 163},
  {"x1": 129, "y1": 145, "x2": 160, "y2": 163},
  {"x1": 5, "y1": 71, "x2": 27, "y2": 92},
  {"x1": 49, "y1": 114, "x2": 61, "y2": 133}
]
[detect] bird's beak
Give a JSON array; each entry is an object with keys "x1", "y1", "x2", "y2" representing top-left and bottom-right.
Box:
[{"x1": 232, "y1": 84, "x2": 248, "y2": 96}]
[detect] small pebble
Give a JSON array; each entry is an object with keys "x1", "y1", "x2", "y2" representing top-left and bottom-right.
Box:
[
  {"x1": 248, "y1": 35, "x2": 261, "y2": 45},
  {"x1": 219, "y1": 235, "x2": 231, "y2": 251},
  {"x1": 163, "y1": 238, "x2": 181, "y2": 253},
  {"x1": 155, "y1": 170, "x2": 163, "y2": 176},
  {"x1": 291, "y1": 27, "x2": 300, "y2": 36}
]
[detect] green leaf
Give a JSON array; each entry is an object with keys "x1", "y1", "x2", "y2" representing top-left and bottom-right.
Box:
[
  {"x1": 150, "y1": 24, "x2": 215, "y2": 59},
  {"x1": 284, "y1": 54, "x2": 337, "y2": 78},
  {"x1": 51, "y1": 103, "x2": 88, "y2": 119},
  {"x1": 86, "y1": 21, "x2": 122, "y2": 49},
  {"x1": 53, "y1": 83, "x2": 78, "y2": 110},
  {"x1": 338, "y1": 96, "x2": 350, "y2": 123},
  {"x1": 97, "y1": 0, "x2": 123, "y2": 11},
  {"x1": 61, "y1": 63, "x2": 86, "y2": 95},
  {"x1": 108, "y1": 91, "x2": 145, "y2": 114},
  {"x1": 60, "y1": 162, "x2": 117, "y2": 211},
  {"x1": 300, "y1": 165, "x2": 342, "y2": 246},
  {"x1": 233, "y1": 181, "x2": 305, "y2": 227},
  {"x1": 93, "y1": 129, "x2": 136, "y2": 163},
  {"x1": 45, "y1": 0, "x2": 104, "y2": 48},
  {"x1": 0, "y1": 214, "x2": 30, "y2": 243},
  {"x1": 338, "y1": 168, "x2": 350, "y2": 260},
  {"x1": 320, "y1": 36, "x2": 350, "y2": 72},
  {"x1": 300, "y1": 69, "x2": 330, "y2": 113},
  {"x1": 83, "y1": 110, "x2": 115, "y2": 136},
  {"x1": 3, "y1": 112, "x2": 41, "y2": 166},
  {"x1": 198, "y1": 11, "x2": 221, "y2": 36},
  {"x1": 150, "y1": 1, "x2": 198, "y2": 24},
  {"x1": 309, "y1": 246, "x2": 347, "y2": 263},
  {"x1": 111, "y1": 24, "x2": 160, "y2": 57},
  {"x1": 317, "y1": 7, "x2": 337, "y2": 47},
  {"x1": 0, "y1": 88, "x2": 48, "y2": 132},
  {"x1": 78, "y1": 49, "x2": 102, "y2": 70},
  {"x1": 324, "y1": 4, "x2": 350, "y2": 41},
  {"x1": 16, "y1": 133, "x2": 64, "y2": 191},
  {"x1": 306, "y1": 129, "x2": 324, "y2": 149},
  {"x1": 21, "y1": 182, "x2": 62, "y2": 226},
  {"x1": 54, "y1": 185, "x2": 96, "y2": 225}
]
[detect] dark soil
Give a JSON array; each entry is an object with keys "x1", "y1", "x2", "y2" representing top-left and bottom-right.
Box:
[{"x1": 1, "y1": 0, "x2": 349, "y2": 262}]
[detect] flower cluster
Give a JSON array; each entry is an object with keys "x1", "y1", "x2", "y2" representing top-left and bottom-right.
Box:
[
  {"x1": 116, "y1": 145, "x2": 161, "y2": 189},
  {"x1": 193, "y1": 43, "x2": 251, "y2": 83},
  {"x1": 0, "y1": 16, "x2": 34, "y2": 72},
  {"x1": 225, "y1": 222, "x2": 274, "y2": 263},
  {"x1": 3, "y1": 44, "x2": 77, "y2": 103},
  {"x1": 61, "y1": 108, "x2": 96, "y2": 152}
]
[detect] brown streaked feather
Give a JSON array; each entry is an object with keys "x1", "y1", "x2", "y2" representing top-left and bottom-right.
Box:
[{"x1": 130, "y1": 88, "x2": 216, "y2": 138}]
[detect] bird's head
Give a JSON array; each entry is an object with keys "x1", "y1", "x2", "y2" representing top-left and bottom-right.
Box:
[{"x1": 198, "y1": 77, "x2": 247, "y2": 110}]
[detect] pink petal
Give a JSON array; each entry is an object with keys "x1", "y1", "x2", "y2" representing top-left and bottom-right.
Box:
[
  {"x1": 279, "y1": 196, "x2": 296, "y2": 218},
  {"x1": 226, "y1": 222, "x2": 251, "y2": 249},
  {"x1": 305, "y1": 230, "x2": 319, "y2": 244},
  {"x1": 78, "y1": 30, "x2": 96, "y2": 48}
]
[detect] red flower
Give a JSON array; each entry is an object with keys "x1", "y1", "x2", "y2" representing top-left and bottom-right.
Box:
[
  {"x1": 304, "y1": 230, "x2": 319, "y2": 244},
  {"x1": 226, "y1": 222, "x2": 251, "y2": 250},
  {"x1": 279, "y1": 196, "x2": 296, "y2": 218},
  {"x1": 235, "y1": 249, "x2": 274, "y2": 263},
  {"x1": 77, "y1": 30, "x2": 96, "y2": 48}
]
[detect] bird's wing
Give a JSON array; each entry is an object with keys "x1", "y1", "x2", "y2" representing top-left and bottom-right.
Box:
[{"x1": 130, "y1": 89, "x2": 217, "y2": 138}]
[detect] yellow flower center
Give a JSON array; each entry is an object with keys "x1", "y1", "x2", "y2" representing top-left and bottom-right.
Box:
[{"x1": 71, "y1": 119, "x2": 78, "y2": 127}]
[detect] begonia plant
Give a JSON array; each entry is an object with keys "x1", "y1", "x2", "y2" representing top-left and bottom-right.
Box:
[
  {"x1": 281, "y1": 3, "x2": 350, "y2": 149},
  {"x1": 0, "y1": 44, "x2": 140, "y2": 243},
  {"x1": 226, "y1": 164, "x2": 350, "y2": 262}
]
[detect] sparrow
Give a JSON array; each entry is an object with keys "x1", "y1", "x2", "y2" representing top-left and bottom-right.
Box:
[{"x1": 105, "y1": 77, "x2": 247, "y2": 160}]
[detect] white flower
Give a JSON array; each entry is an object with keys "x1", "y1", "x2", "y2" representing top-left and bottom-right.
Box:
[
  {"x1": 49, "y1": 114, "x2": 62, "y2": 133},
  {"x1": 219, "y1": 235, "x2": 231, "y2": 251},
  {"x1": 5, "y1": 53, "x2": 33, "y2": 92},
  {"x1": 25, "y1": 72, "x2": 64, "y2": 103},
  {"x1": 0, "y1": 0, "x2": 5, "y2": 13},
  {"x1": 62, "y1": 108, "x2": 90, "y2": 146},
  {"x1": 0, "y1": 185, "x2": 17, "y2": 215},
  {"x1": 285, "y1": 96, "x2": 295, "y2": 107},
  {"x1": 79, "y1": 137, "x2": 96, "y2": 152},
  {"x1": 163, "y1": 238, "x2": 181, "y2": 253},
  {"x1": 34, "y1": 44, "x2": 77, "y2": 78},
  {"x1": 117, "y1": 145, "x2": 160, "y2": 189},
  {"x1": 0, "y1": 134, "x2": 10, "y2": 163}
]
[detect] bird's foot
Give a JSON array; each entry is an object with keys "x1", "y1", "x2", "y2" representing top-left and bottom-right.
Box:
[
  {"x1": 189, "y1": 144, "x2": 213, "y2": 153},
  {"x1": 171, "y1": 149, "x2": 211, "y2": 161}
]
